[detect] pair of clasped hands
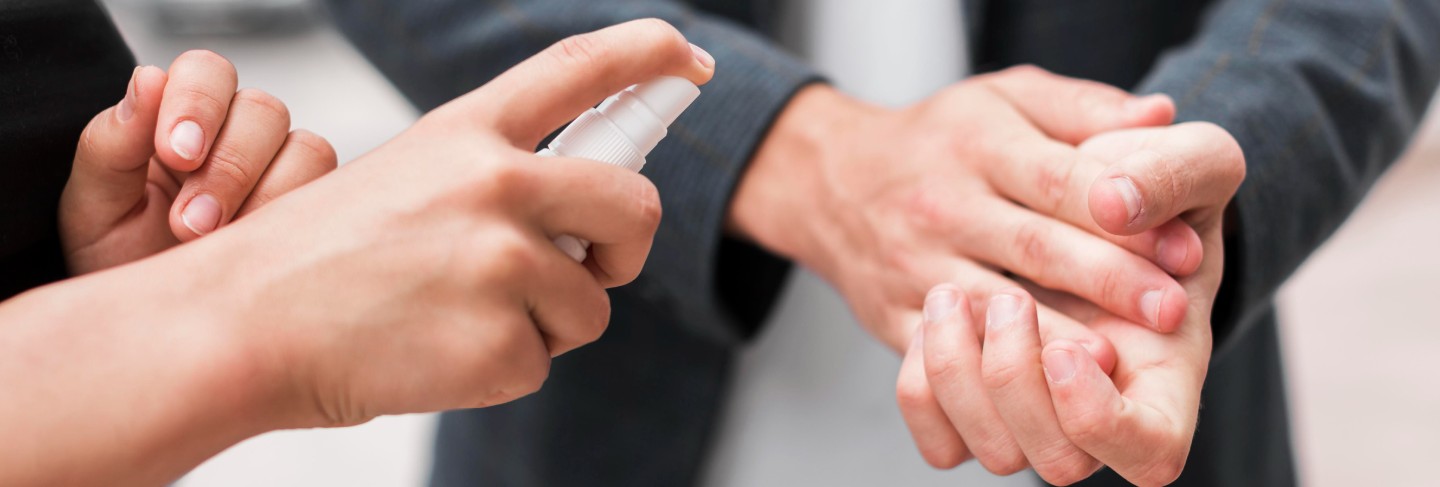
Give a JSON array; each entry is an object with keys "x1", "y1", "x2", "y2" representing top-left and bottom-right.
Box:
[{"x1": 57, "y1": 19, "x2": 1242, "y2": 487}]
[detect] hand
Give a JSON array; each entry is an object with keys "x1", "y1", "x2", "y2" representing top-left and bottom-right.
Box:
[
  {"x1": 899, "y1": 122, "x2": 1244, "y2": 486},
  {"x1": 60, "y1": 50, "x2": 337, "y2": 275},
  {"x1": 730, "y1": 66, "x2": 1201, "y2": 353},
  {"x1": 0, "y1": 19, "x2": 714, "y2": 487},
  {"x1": 190, "y1": 19, "x2": 715, "y2": 427}
]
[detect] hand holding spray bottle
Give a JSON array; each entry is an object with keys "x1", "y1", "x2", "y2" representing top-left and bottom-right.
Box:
[{"x1": 536, "y1": 76, "x2": 701, "y2": 261}]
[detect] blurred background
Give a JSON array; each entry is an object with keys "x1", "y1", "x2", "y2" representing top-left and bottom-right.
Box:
[{"x1": 96, "y1": 0, "x2": 1439, "y2": 485}]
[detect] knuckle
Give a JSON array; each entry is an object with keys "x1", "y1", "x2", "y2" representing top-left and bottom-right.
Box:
[
  {"x1": 992, "y1": 64, "x2": 1047, "y2": 84},
  {"x1": 1094, "y1": 266, "x2": 1126, "y2": 306},
  {"x1": 630, "y1": 179, "x2": 664, "y2": 234},
  {"x1": 176, "y1": 49, "x2": 236, "y2": 79},
  {"x1": 975, "y1": 441, "x2": 1028, "y2": 476},
  {"x1": 510, "y1": 353, "x2": 551, "y2": 397},
  {"x1": 233, "y1": 88, "x2": 291, "y2": 126},
  {"x1": 498, "y1": 235, "x2": 541, "y2": 278},
  {"x1": 76, "y1": 114, "x2": 107, "y2": 161},
  {"x1": 632, "y1": 17, "x2": 686, "y2": 46},
  {"x1": 930, "y1": 446, "x2": 970, "y2": 470},
  {"x1": 1137, "y1": 454, "x2": 1188, "y2": 487},
  {"x1": 480, "y1": 320, "x2": 551, "y2": 401},
  {"x1": 552, "y1": 32, "x2": 612, "y2": 69},
  {"x1": 574, "y1": 291, "x2": 612, "y2": 346},
  {"x1": 1013, "y1": 219, "x2": 1054, "y2": 270},
  {"x1": 1031, "y1": 447, "x2": 1100, "y2": 486},
  {"x1": 980, "y1": 358, "x2": 1026, "y2": 393},
  {"x1": 287, "y1": 130, "x2": 339, "y2": 168},
  {"x1": 902, "y1": 186, "x2": 957, "y2": 235},
  {"x1": 923, "y1": 351, "x2": 966, "y2": 383},
  {"x1": 172, "y1": 81, "x2": 233, "y2": 120},
  {"x1": 473, "y1": 162, "x2": 535, "y2": 206},
  {"x1": 1059, "y1": 401, "x2": 1116, "y2": 447},
  {"x1": 894, "y1": 375, "x2": 933, "y2": 411},
  {"x1": 1187, "y1": 121, "x2": 1247, "y2": 186},
  {"x1": 1034, "y1": 157, "x2": 1077, "y2": 214},
  {"x1": 202, "y1": 143, "x2": 258, "y2": 190}
]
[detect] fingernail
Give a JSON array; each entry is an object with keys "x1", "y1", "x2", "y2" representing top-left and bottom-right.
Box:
[
  {"x1": 181, "y1": 194, "x2": 221, "y2": 235},
  {"x1": 690, "y1": 43, "x2": 715, "y2": 69},
  {"x1": 1156, "y1": 232, "x2": 1189, "y2": 274},
  {"x1": 171, "y1": 120, "x2": 204, "y2": 161},
  {"x1": 116, "y1": 67, "x2": 139, "y2": 123},
  {"x1": 1109, "y1": 176, "x2": 1142, "y2": 225},
  {"x1": 1141, "y1": 289, "x2": 1165, "y2": 329},
  {"x1": 1043, "y1": 349, "x2": 1077, "y2": 384},
  {"x1": 986, "y1": 294, "x2": 1021, "y2": 331},
  {"x1": 923, "y1": 287, "x2": 959, "y2": 323}
]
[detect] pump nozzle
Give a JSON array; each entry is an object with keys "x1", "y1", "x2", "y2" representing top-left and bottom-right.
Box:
[
  {"x1": 629, "y1": 76, "x2": 701, "y2": 126},
  {"x1": 537, "y1": 76, "x2": 702, "y2": 261}
]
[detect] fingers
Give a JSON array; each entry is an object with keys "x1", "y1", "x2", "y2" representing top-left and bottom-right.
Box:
[
  {"x1": 906, "y1": 262, "x2": 1120, "y2": 373},
  {"x1": 957, "y1": 200, "x2": 1188, "y2": 332},
  {"x1": 521, "y1": 156, "x2": 663, "y2": 288},
  {"x1": 920, "y1": 285, "x2": 1027, "y2": 475},
  {"x1": 169, "y1": 89, "x2": 293, "y2": 240},
  {"x1": 521, "y1": 231, "x2": 614, "y2": 357},
  {"x1": 981, "y1": 65, "x2": 1175, "y2": 145},
  {"x1": 980, "y1": 136, "x2": 1206, "y2": 278},
  {"x1": 438, "y1": 19, "x2": 715, "y2": 148},
  {"x1": 1044, "y1": 340, "x2": 1197, "y2": 487},
  {"x1": 896, "y1": 329, "x2": 971, "y2": 469},
  {"x1": 63, "y1": 66, "x2": 168, "y2": 238},
  {"x1": 980, "y1": 291, "x2": 1101, "y2": 485},
  {"x1": 1086, "y1": 122, "x2": 1247, "y2": 235},
  {"x1": 154, "y1": 50, "x2": 239, "y2": 172},
  {"x1": 236, "y1": 130, "x2": 338, "y2": 218}
]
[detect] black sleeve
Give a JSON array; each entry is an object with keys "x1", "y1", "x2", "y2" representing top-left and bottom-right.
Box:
[
  {"x1": 0, "y1": 0, "x2": 136, "y2": 299},
  {"x1": 1135, "y1": 0, "x2": 1440, "y2": 351}
]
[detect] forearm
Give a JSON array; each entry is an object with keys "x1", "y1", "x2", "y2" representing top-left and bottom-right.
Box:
[
  {"x1": 1137, "y1": 0, "x2": 1440, "y2": 346},
  {"x1": 0, "y1": 249, "x2": 284, "y2": 486}
]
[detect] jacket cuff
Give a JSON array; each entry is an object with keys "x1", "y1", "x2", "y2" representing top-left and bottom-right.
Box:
[{"x1": 628, "y1": 18, "x2": 823, "y2": 344}]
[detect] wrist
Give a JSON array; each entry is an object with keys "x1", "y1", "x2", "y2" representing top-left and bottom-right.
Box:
[
  {"x1": 727, "y1": 84, "x2": 886, "y2": 275},
  {"x1": 125, "y1": 235, "x2": 305, "y2": 434}
]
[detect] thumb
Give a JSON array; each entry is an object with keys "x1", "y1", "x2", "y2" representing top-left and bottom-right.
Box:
[
  {"x1": 980, "y1": 65, "x2": 1175, "y2": 145},
  {"x1": 61, "y1": 66, "x2": 168, "y2": 239},
  {"x1": 1086, "y1": 122, "x2": 1247, "y2": 235},
  {"x1": 426, "y1": 18, "x2": 716, "y2": 150}
]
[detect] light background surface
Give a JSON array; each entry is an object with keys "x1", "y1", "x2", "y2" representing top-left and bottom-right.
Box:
[{"x1": 91, "y1": 1, "x2": 1440, "y2": 485}]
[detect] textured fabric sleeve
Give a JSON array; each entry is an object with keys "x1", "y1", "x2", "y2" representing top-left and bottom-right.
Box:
[
  {"x1": 1135, "y1": 0, "x2": 1440, "y2": 352},
  {"x1": 323, "y1": 0, "x2": 821, "y2": 344}
]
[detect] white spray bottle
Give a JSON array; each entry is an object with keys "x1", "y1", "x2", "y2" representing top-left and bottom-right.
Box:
[{"x1": 536, "y1": 76, "x2": 701, "y2": 261}]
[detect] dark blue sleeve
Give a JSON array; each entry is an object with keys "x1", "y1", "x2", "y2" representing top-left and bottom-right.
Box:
[
  {"x1": 323, "y1": 0, "x2": 822, "y2": 344},
  {"x1": 1136, "y1": 0, "x2": 1440, "y2": 350}
]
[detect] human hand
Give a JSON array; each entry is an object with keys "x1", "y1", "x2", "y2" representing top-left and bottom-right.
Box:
[
  {"x1": 153, "y1": 19, "x2": 715, "y2": 427},
  {"x1": 729, "y1": 66, "x2": 1201, "y2": 354},
  {"x1": 60, "y1": 51, "x2": 337, "y2": 275},
  {"x1": 898, "y1": 122, "x2": 1244, "y2": 485},
  {"x1": 0, "y1": 20, "x2": 713, "y2": 487}
]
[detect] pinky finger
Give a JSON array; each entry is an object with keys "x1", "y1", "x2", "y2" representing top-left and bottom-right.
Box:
[
  {"x1": 896, "y1": 327, "x2": 970, "y2": 469},
  {"x1": 236, "y1": 130, "x2": 338, "y2": 218}
]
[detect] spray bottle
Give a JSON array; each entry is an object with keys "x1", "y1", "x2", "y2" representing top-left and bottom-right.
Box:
[{"x1": 536, "y1": 76, "x2": 701, "y2": 261}]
